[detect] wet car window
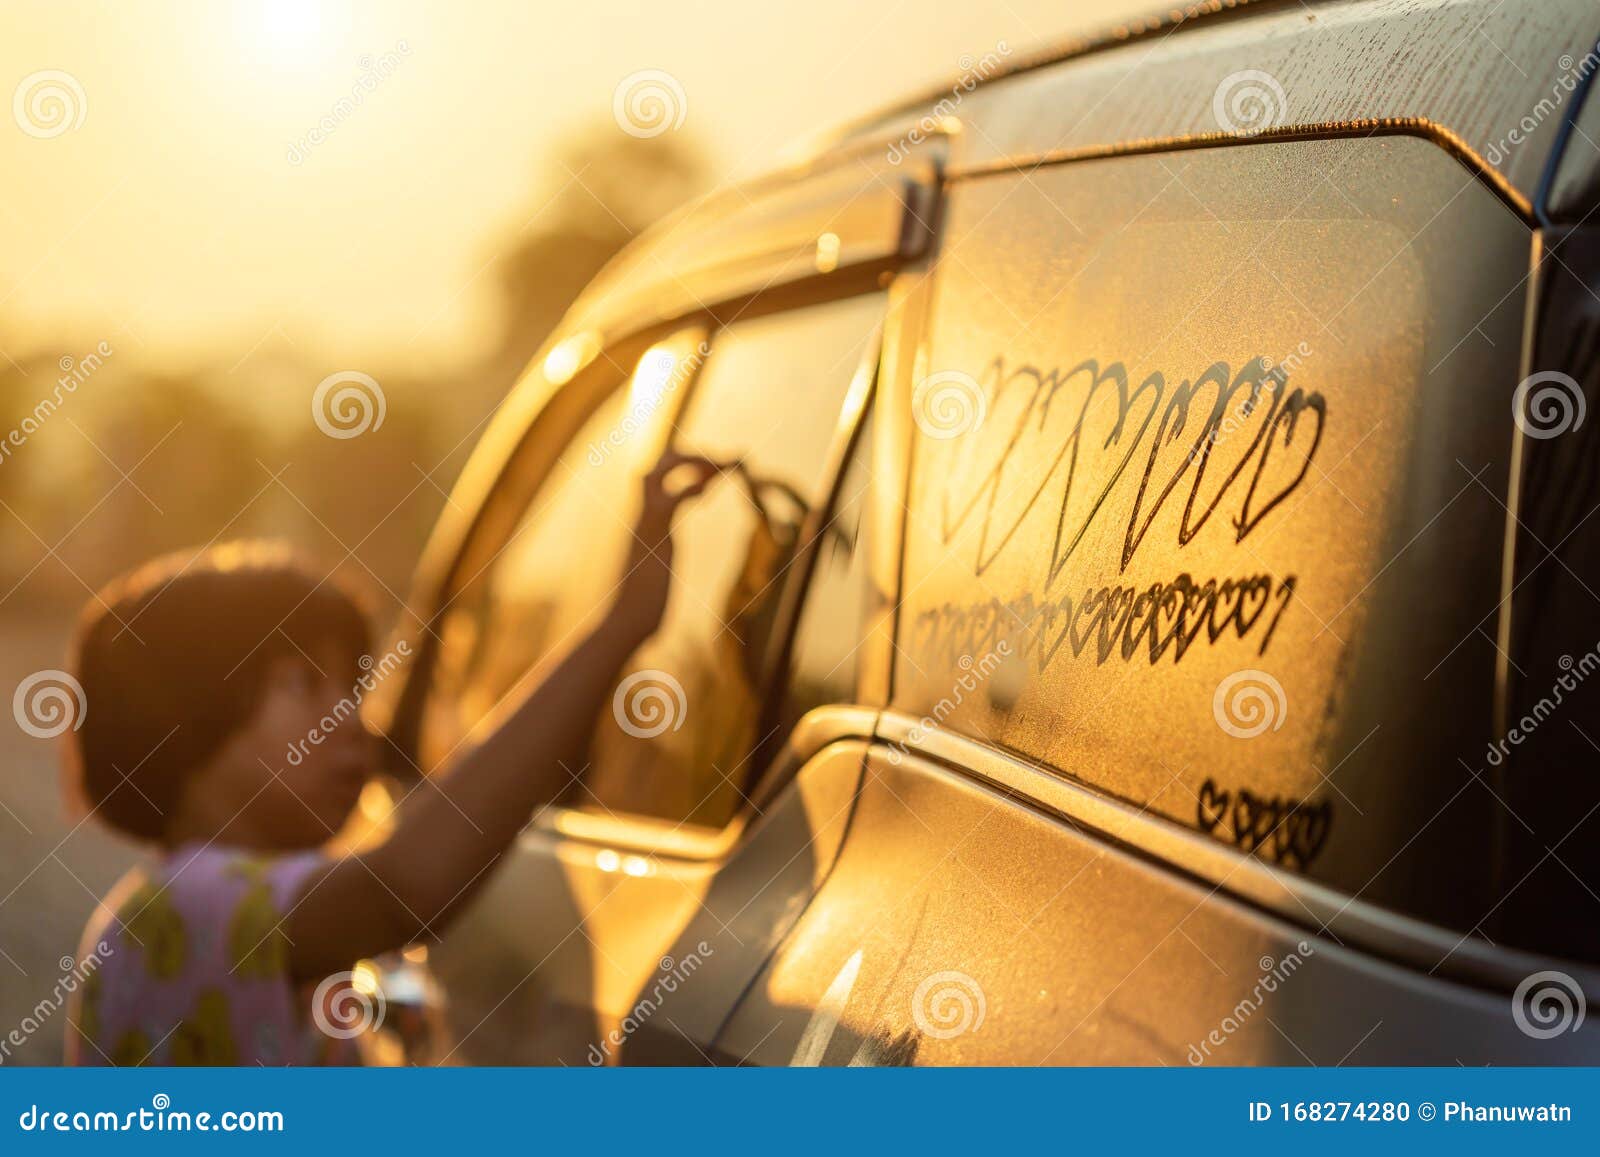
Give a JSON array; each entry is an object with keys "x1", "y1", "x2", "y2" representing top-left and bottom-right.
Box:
[{"x1": 584, "y1": 292, "x2": 884, "y2": 827}]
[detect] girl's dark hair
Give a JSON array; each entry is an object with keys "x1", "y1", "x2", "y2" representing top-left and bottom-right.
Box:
[{"x1": 67, "y1": 543, "x2": 372, "y2": 842}]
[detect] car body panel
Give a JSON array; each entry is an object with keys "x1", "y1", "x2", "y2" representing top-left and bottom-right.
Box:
[{"x1": 714, "y1": 749, "x2": 1598, "y2": 1065}]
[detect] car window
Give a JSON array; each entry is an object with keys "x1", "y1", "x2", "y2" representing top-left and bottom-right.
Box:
[
  {"x1": 896, "y1": 136, "x2": 1532, "y2": 933},
  {"x1": 582, "y1": 293, "x2": 884, "y2": 828},
  {"x1": 417, "y1": 332, "x2": 705, "y2": 774},
  {"x1": 782, "y1": 414, "x2": 874, "y2": 725}
]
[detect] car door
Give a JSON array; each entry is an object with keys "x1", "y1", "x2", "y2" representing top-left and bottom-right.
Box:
[
  {"x1": 715, "y1": 123, "x2": 1600, "y2": 1064},
  {"x1": 394, "y1": 291, "x2": 889, "y2": 1064}
]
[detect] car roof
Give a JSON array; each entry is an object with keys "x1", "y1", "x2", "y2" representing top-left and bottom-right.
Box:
[{"x1": 562, "y1": 0, "x2": 1599, "y2": 349}]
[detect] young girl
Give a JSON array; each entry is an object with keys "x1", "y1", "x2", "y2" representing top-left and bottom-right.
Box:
[{"x1": 63, "y1": 451, "x2": 725, "y2": 1065}]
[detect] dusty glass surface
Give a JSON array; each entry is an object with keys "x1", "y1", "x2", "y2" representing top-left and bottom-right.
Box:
[
  {"x1": 584, "y1": 293, "x2": 883, "y2": 827},
  {"x1": 897, "y1": 137, "x2": 1531, "y2": 926}
]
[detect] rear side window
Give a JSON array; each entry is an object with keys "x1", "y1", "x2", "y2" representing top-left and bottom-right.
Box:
[
  {"x1": 896, "y1": 137, "x2": 1532, "y2": 934},
  {"x1": 585, "y1": 293, "x2": 883, "y2": 827}
]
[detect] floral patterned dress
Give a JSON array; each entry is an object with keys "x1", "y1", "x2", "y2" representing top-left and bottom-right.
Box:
[{"x1": 65, "y1": 843, "x2": 358, "y2": 1066}]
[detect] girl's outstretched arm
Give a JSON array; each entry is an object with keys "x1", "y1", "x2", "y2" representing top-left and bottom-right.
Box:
[{"x1": 286, "y1": 451, "x2": 729, "y2": 981}]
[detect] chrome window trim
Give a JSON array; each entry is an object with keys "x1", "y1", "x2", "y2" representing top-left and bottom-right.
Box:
[{"x1": 875, "y1": 708, "x2": 1600, "y2": 999}]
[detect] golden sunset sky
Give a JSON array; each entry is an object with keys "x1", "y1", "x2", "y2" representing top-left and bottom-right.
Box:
[{"x1": 0, "y1": 0, "x2": 1149, "y2": 374}]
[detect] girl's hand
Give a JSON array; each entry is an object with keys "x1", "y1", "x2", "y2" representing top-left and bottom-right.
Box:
[{"x1": 612, "y1": 450, "x2": 733, "y2": 641}]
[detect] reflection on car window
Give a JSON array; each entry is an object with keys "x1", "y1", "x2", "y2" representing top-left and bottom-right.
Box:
[
  {"x1": 418, "y1": 334, "x2": 699, "y2": 774},
  {"x1": 784, "y1": 415, "x2": 873, "y2": 726},
  {"x1": 584, "y1": 293, "x2": 884, "y2": 828}
]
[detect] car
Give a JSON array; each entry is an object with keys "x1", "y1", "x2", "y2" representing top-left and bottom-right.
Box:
[{"x1": 368, "y1": 0, "x2": 1600, "y2": 1065}]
